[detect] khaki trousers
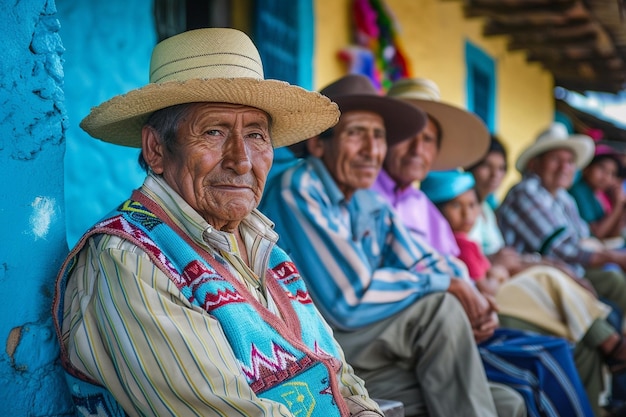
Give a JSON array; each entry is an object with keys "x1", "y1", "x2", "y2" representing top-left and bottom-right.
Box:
[
  {"x1": 333, "y1": 293, "x2": 526, "y2": 417},
  {"x1": 585, "y1": 267, "x2": 626, "y2": 320}
]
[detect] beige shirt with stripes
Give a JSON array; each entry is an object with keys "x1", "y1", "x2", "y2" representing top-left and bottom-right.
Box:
[{"x1": 61, "y1": 174, "x2": 381, "y2": 417}]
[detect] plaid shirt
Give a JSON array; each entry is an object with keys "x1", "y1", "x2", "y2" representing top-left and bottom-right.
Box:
[{"x1": 496, "y1": 174, "x2": 593, "y2": 275}]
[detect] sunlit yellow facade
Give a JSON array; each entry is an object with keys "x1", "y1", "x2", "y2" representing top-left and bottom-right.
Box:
[{"x1": 314, "y1": 0, "x2": 555, "y2": 196}]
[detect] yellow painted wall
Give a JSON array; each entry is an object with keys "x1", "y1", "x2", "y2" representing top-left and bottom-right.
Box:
[{"x1": 314, "y1": 0, "x2": 555, "y2": 197}]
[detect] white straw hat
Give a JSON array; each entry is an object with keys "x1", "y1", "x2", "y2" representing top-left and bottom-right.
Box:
[
  {"x1": 80, "y1": 28, "x2": 340, "y2": 148},
  {"x1": 387, "y1": 77, "x2": 490, "y2": 171},
  {"x1": 515, "y1": 122, "x2": 595, "y2": 172}
]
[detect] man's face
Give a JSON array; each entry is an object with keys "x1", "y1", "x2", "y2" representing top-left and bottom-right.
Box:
[
  {"x1": 471, "y1": 151, "x2": 507, "y2": 200},
  {"x1": 148, "y1": 103, "x2": 273, "y2": 228},
  {"x1": 383, "y1": 117, "x2": 439, "y2": 187},
  {"x1": 532, "y1": 148, "x2": 577, "y2": 194},
  {"x1": 318, "y1": 110, "x2": 387, "y2": 199}
]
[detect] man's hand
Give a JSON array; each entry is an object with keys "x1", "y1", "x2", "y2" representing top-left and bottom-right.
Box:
[
  {"x1": 448, "y1": 281, "x2": 499, "y2": 343},
  {"x1": 447, "y1": 279, "x2": 489, "y2": 324},
  {"x1": 473, "y1": 294, "x2": 499, "y2": 343},
  {"x1": 473, "y1": 311, "x2": 499, "y2": 344},
  {"x1": 488, "y1": 247, "x2": 523, "y2": 275}
]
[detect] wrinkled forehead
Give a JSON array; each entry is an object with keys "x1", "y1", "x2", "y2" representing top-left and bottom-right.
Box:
[
  {"x1": 186, "y1": 102, "x2": 271, "y2": 125},
  {"x1": 537, "y1": 147, "x2": 576, "y2": 161}
]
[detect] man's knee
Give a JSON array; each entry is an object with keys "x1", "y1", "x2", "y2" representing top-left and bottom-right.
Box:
[{"x1": 490, "y1": 382, "x2": 527, "y2": 417}]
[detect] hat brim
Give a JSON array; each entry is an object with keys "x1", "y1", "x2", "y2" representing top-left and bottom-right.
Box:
[
  {"x1": 515, "y1": 135, "x2": 595, "y2": 172},
  {"x1": 330, "y1": 95, "x2": 427, "y2": 146},
  {"x1": 80, "y1": 78, "x2": 340, "y2": 149},
  {"x1": 399, "y1": 99, "x2": 490, "y2": 171}
]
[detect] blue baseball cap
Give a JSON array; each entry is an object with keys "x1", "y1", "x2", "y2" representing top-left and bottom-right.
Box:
[{"x1": 420, "y1": 170, "x2": 476, "y2": 204}]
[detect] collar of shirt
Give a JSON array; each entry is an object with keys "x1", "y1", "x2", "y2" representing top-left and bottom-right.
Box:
[
  {"x1": 307, "y1": 156, "x2": 347, "y2": 206},
  {"x1": 523, "y1": 173, "x2": 582, "y2": 213},
  {"x1": 306, "y1": 157, "x2": 390, "y2": 242},
  {"x1": 141, "y1": 173, "x2": 279, "y2": 280},
  {"x1": 372, "y1": 168, "x2": 420, "y2": 207}
]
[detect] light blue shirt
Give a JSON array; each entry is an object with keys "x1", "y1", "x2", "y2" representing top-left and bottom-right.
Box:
[{"x1": 260, "y1": 157, "x2": 464, "y2": 331}]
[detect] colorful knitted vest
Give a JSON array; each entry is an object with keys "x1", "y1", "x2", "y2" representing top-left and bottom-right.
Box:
[{"x1": 53, "y1": 191, "x2": 349, "y2": 417}]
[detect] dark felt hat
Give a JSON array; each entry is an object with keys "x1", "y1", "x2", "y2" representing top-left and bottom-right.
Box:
[{"x1": 319, "y1": 74, "x2": 427, "y2": 146}]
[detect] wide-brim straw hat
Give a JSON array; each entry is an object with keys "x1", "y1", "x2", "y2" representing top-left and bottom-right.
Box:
[
  {"x1": 79, "y1": 28, "x2": 340, "y2": 148},
  {"x1": 515, "y1": 122, "x2": 595, "y2": 172},
  {"x1": 318, "y1": 74, "x2": 427, "y2": 146},
  {"x1": 387, "y1": 77, "x2": 490, "y2": 171},
  {"x1": 420, "y1": 169, "x2": 476, "y2": 204}
]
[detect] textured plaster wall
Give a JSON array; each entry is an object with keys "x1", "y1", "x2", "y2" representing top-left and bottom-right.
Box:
[
  {"x1": 0, "y1": 0, "x2": 75, "y2": 415},
  {"x1": 0, "y1": 0, "x2": 155, "y2": 415},
  {"x1": 59, "y1": 0, "x2": 155, "y2": 248}
]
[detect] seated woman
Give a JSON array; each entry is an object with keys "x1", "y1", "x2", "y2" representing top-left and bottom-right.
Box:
[
  {"x1": 422, "y1": 169, "x2": 626, "y2": 417},
  {"x1": 569, "y1": 145, "x2": 626, "y2": 243}
]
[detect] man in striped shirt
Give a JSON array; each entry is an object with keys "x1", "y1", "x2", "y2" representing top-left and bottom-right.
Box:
[
  {"x1": 497, "y1": 122, "x2": 626, "y2": 319},
  {"x1": 53, "y1": 29, "x2": 385, "y2": 417},
  {"x1": 260, "y1": 74, "x2": 526, "y2": 417}
]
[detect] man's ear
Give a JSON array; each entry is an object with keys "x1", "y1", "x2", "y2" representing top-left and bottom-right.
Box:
[
  {"x1": 141, "y1": 126, "x2": 166, "y2": 174},
  {"x1": 306, "y1": 136, "x2": 325, "y2": 158}
]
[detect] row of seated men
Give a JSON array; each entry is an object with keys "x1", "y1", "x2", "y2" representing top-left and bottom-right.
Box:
[
  {"x1": 54, "y1": 28, "x2": 626, "y2": 417},
  {"x1": 259, "y1": 74, "x2": 626, "y2": 417}
]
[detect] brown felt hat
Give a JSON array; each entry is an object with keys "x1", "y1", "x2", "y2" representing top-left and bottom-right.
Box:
[
  {"x1": 319, "y1": 74, "x2": 427, "y2": 146},
  {"x1": 80, "y1": 28, "x2": 340, "y2": 149}
]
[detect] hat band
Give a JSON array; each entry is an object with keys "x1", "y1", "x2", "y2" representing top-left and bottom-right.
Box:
[
  {"x1": 388, "y1": 83, "x2": 440, "y2": 101},
  {"x1": 151, "y1": 52, "x2": 264, "y2": 83}
]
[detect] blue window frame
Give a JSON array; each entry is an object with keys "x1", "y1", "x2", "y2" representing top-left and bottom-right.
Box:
[
  {"x1": 254, "y1": 0, "x2": 314, "y2": 89},
  {"x1": 465, "y1": 40, "x2": 496, "y2": 132}
]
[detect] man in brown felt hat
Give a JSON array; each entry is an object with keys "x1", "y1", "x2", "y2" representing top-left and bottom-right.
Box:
[
  {"x1": 53, "y1": 28, "x2": 385, "y2": 417},
  {"x1": 259, "y1": 74, "x2": 526, "y2": 417}
]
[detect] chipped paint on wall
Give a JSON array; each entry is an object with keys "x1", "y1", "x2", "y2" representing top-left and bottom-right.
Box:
[{"x1": 29, "y1": 196, "x2": 56, "y2": 239}]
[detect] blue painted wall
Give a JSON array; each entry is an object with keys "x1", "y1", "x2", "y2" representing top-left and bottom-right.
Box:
[
  {"x1": 59, "y1": 0, "x2": 155, "y2": 248},
  {"x1": 0, "y1": 0, "x2": 155, "y2": 414},
  {"x1": 0, "y1": 0, "x2": 75, "y2": 415}
]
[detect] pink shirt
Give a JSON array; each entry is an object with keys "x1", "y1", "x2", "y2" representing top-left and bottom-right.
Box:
[{"x1": 372, "y1": 169, "x2": 460, "y2": 257}]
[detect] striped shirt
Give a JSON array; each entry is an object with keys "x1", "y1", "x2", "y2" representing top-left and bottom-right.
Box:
[
  {"x1": 259, "y1": 157, "x2": 467, "y2": 331},
  {"x1": 60, "y1": 173, "x2": 380, "y2": 417},
  {"x1": 497, "y1": 174, "x2": 593, "y2": 275}
]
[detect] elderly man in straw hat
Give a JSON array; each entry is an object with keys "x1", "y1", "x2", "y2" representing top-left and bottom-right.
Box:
[
  {"x1": 497, "y1": 122, "x2": 626, "y2": 321},
  {"x1": 53, "y1": 28, "x2": 386, "y2": 417},
  {"x1": 259, "y1": 74, "x2": 526, "y2": 417}
]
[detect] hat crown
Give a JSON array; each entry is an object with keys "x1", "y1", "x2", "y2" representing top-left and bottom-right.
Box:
[
  {"x1": 387, "y1": 77, "x2": 441, "y2": 101},
  {"x1": 149, "y1": 28, "x2": 264, "y2": 84},
  {"x1": 420, "y1": 169, "x2": 476, "y2": 204},
  {"x1": 319, "y1": 74, "x2": 380, "y2": 100},
  {"x1": 535, "y1": 122, "x2": 571, "y2": 145}
]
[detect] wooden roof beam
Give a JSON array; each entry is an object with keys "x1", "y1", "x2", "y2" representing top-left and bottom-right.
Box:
[
  {"x1": 465, "y1": 0, "x2": 590, "y2": 24},
  {"x1": 555, "y1": 77, "x2": 626, "y2": 93},
  {"x1": 525, "y1": 45, "x2": 618, "y2": 60},
  {"x1": 507, "y1": 34, "x2": 598, "y2": 51},
  {"x1": 464, "y1": 0, "x2": 576, "y2": 16},
  {"x1": 483, "y1": 19, "x2": 595, "y2": 38}
]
